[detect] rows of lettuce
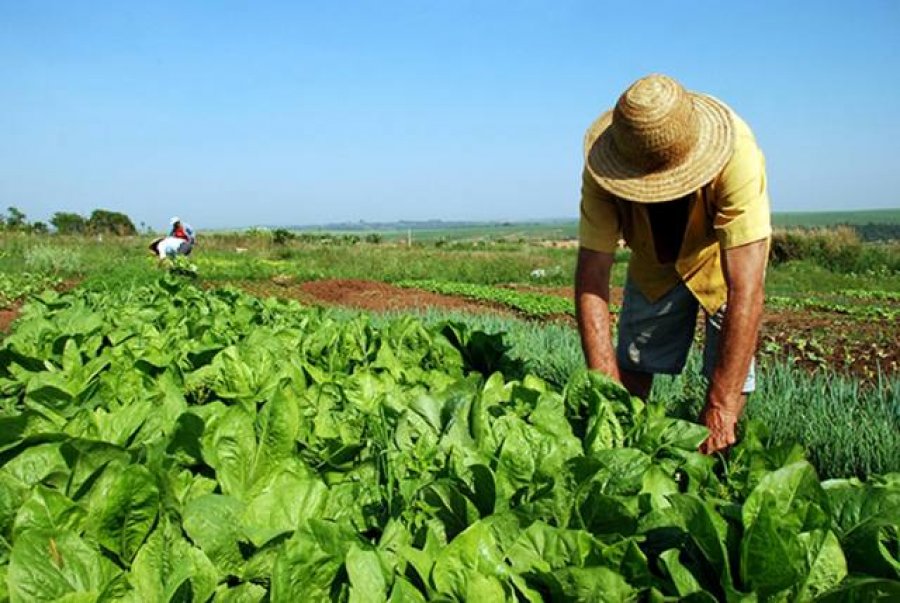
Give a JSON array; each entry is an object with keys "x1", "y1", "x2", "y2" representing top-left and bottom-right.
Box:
[
  {"x1": 0, "y1": 280, "x2": 897, "y2": 602},
  {"x1": 396, "y1": 279, "x2": 899, "y2": 321}
]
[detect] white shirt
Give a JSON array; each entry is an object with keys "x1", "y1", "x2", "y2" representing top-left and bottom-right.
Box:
[{"x1": 157, "y1": 236, "x2": 186, "y2": 259}]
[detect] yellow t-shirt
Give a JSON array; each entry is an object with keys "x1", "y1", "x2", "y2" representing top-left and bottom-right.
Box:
[{"x1": 578, "y1": 112, "x2": 771, "y2": 314}]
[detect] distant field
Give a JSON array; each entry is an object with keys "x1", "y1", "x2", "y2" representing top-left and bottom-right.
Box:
[
  {"x1": 772, "y1": 208, "x2": 900, "y2": 228},
  {"x1": 276, "y1": 208, "x2": 900, "y2": 241},
  {"x1": 296, "y1": 221, "x2": 579, "y2": 242}
]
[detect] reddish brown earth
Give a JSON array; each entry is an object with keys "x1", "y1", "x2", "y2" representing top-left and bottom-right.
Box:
[
  {"x1": 3, "y1": 278, "x2": 896, "y2": 381},
  {"x1": 232, "y1": 279, "x2": 513, "y2": 316},
  {"x1": 0, "y1": 304, "x2": 21, "y2": 334}
]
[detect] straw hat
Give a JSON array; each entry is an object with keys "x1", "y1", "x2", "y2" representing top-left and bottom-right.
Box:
[{"x1": 584, "y1": 74, "x2": 735, "y2": 203}]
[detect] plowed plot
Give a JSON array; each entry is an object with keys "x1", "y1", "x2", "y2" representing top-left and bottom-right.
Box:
[
  {"x1": 234, "y1": 279, "x2": 513, "y2": 315},
  {"x1": 759, "y1": 311, "x2": 899, "y2": 379}
]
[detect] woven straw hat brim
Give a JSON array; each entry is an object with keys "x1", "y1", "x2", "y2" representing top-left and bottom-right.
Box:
[{"x1": 584, "y1": 94, "x2": 735, "y2": 203}]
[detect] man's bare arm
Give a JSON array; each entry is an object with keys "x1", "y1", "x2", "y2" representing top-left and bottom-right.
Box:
[
  {"x1": 575, "y1": 247, "x2": 620, "y2": 380},
  {"x1": 700, "y1": 238, "x2": 768, "y2": 454}
]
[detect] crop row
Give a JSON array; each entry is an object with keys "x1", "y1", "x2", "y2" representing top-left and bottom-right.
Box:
[
  {"x1": 397, "y1": 280, "x2": 584, "y2": 317},
  {"x1": 0, "y1": 280, "x2": 896, "y2": 601},
  {"x1": 0, "y1": 272, "x2": 60, "y2": 310},
  {"x1": 397, "y1": 281, "x2": 900, "y2": 323},
  {"x1": 838, "y1": 288, "x2": 900, "y2": 302},
  {"x1": 767, "y1": 295, "x2": 898, "y2": 320}
]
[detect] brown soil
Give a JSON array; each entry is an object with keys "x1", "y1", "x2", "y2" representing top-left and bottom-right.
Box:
[
  {"x1": 0, "y1": 304, "x2": 21, "y2": 335},
  {"x1": 232, "y1": 278, "x2": 515, "y2": 316}
]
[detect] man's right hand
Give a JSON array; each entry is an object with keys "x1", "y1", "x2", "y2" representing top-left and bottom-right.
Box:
[{"x1": 575, "y1": 247, "x2": 620, "y2": 379}]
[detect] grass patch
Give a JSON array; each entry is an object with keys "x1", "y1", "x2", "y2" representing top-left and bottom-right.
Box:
[
  {"x1": 397, "y1": 279, "x2": 579, "y2": 317},
  {"x1": 23, "y1": 244, "x2": 85, "y2": 275}
]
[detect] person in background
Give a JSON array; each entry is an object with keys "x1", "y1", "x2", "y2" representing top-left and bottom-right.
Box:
[
  {"x1": 169, "y1": 217, "x2": 196, "y2": 255},
  {"x1": 575, "y1": 74, "x2": 771, "y2": 455},
  {"x1": 148, "y1": 236, "x2": 188, "y2": 260}
]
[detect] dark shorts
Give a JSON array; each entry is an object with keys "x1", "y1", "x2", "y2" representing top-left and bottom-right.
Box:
[
  {"x1": 616, "y1": 278, "x2": 756, "y2": 393},
  {"x1": 177, "y1": 240, "x2": 192, "y2": 256}
]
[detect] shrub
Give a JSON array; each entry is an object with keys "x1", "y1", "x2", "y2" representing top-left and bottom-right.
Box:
[
  {"x1": 272, "y1": 228, "x2": 296, "y2": 245},
  {"x1": 23, "y1": 244, "x2": 84, "y2": 275},
  {"x1": 769, "y1": 227, "x2": 899, "y2": 273}
]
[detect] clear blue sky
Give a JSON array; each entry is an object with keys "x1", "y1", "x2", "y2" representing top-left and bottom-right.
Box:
[{"x1": 1, "y1": 1, "x2": 898, "y2": 230}]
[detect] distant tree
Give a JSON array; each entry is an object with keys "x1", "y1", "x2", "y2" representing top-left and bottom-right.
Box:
[
  {"x1": 30, "y1": 221, "x2": 49, "y2": 234},
  {"x1": 3, "y1": 206, "x2": 27, "y2": 230},
  {"x1": 272, "y1": 228, "x2": 296, "y2": 245},
  {"x1": 50, "y1": 212, "x2": 88, "y2": 234},
  {"x1": 86, "y1": 209, "x2": 137, "y2": 236}
]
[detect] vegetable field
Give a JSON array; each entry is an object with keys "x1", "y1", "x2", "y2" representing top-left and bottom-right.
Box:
[{"x1": 1, "y1": 279, "x2": 898, "y2": 601}]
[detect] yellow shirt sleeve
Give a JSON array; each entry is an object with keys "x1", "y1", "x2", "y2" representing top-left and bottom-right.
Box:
[
  {"x1": 711, "y1": 117, "x2": 772, "y2": 249},
  {"x1": 578, "y1": 167, "x2": 621, "y2": 253}
]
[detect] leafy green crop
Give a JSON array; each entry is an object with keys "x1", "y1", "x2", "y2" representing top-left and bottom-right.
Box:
[
  {"x1": 397, "y1": 279, "x2": 589, "y2": 317},
  {"x1": 767, "y1": 295, "x2": 898, "y2": 320},
  {"x1": 0, "y1": 279, "x2": 897, "y2": 601},
  {"x1": 0, "y1": 273, "x2": 60, "y2": 310}
]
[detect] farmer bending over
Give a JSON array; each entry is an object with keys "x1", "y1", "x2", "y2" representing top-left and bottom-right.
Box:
[
  {"x1": 169, "y1": 216, "x2": 196, "y2": 254},
  {"x1": 575, "y1": 74, "x2": 771, "y2": 454},
  {"x1": 149, "y1": 236, "x2": 190, "y2": 260}
]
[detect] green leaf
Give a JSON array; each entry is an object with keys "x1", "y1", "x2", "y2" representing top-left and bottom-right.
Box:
[
  {"x1": 13, "y1": 486, "x2": 86, "y2": 538},
  {"x1": 552, "y1": 566, "x2": 634, "y2": 602},
  {"x1": 7, "y1": 529, "x2": 121, "y2": 602},
  {"x1": 183, "y1": 494, "x2": 247, "y2": 578},
  {"x1": 824, "y1": 475, "x2": 900, "y2": 579},
  {"x1": 59, "y1": 439, "x2": 130, "y2": 500},
  {"x1": 420, "y1": 480, "x2": 480, "y2": 541},
  {"x1": 0, "y1": 412, "x2": 62, "y2": 454},
  {"x1": 347, "y1": 544, "x2": 389, "y2": 603},
  {"x1": 668, "y1": 494, "x2": 743, "y2": 599},
  {"x1": 202, "y1": 405, "x2": 256, "y2": 499},
  {"x1": 0, "y1": 472, "x2": 30, "y2": 541},
  {"x1": 506, "y1": 521, "x2": 601, "y2": 574},
  {"x1": 388, "y1": 578, "x2": 427, "y2": 603},
  {"x1": 85, "y1": 463, "x2": 159, "y2": 563},
  {"x1": 251, "y1": 385, "x2": 301, "y2": 482},
  {"x1": 128, "y1": 519, "x2": 218, "y2": 603},
  {"x1": 740, "y1": 499, "x2": 802, "y2": 597},
  {"x1": 578, "y1": 488, "x2": 637, "y2": 538},
  {"x1": 742, "y1": 461, "x2": 829, "y2": 534},
  {"x1": 212, "y1": 583, "x2": 267, "y2": 603},
  {"x1": 271, "y1": 519, "x2": 363, "y2": 602},
  {"x1": 166, "y1": 412, "x2": 206, "y2": 467},
  {"x1": 494, "y1": 421, "x2": 536, "y2": 506},
  {"x1": 2, "y1": 443, "x2": 66, "y2": 486},
  {"x1": 795, "y1": 530, "x2": 847, "y2": 601},
  {"x1": 816, "y1": 577, "x2": 900, "y2": 602},
  {"x1": 431, "y1": 517, "x2": 512, "y2": 599},
  {"x1": 242, "y1": 471, "x2": 328, "y2": 547},
  {"x1": 659, "y1": 548, "x2": 707, "y2": 597}
]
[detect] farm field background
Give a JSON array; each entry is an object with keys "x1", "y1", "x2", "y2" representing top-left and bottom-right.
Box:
[
  {"x1": 260, "y1": 208, "x2": 900, "y2": 243},
  {"x1": 1, "y1": 214, "x2": 899, "y2": 601}
]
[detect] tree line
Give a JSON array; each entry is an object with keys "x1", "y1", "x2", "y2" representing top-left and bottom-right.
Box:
[{"x1": 1, "y1": 207, "x2": 137, "y2": 236}]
